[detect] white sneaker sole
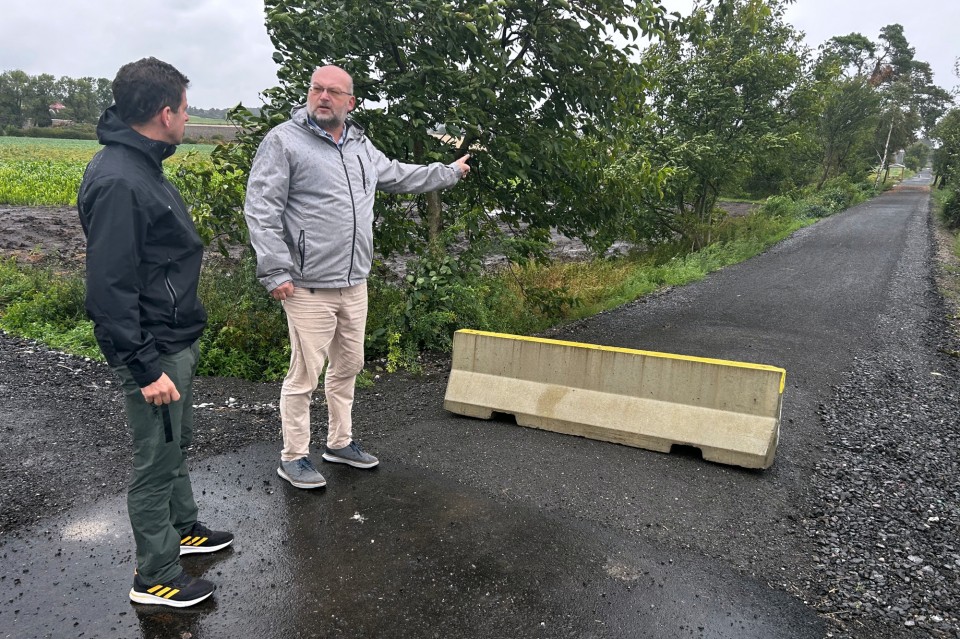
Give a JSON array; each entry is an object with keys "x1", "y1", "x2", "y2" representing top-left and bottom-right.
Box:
[
  {"x1": 277, "y1": 466, "x2": 327, "y2": 489},
  {"x1": 321, "y1": 452, "x2": 379, "y2": 469},
  {"x1": 129, "y1": 588, "x2": 213, "y2": 607},
  {"x1": 180, "y1": 539, "x2": 233, "y2": 555}
]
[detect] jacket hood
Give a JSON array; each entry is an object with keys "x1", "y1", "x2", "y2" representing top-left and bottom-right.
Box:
[{"x1": 96, "y1": 105, "x2": 177, "y2": 169}]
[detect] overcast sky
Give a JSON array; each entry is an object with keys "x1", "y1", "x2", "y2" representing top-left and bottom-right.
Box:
[{"x1": 0, "y1": 0, "x2": 957, "y2": 109}]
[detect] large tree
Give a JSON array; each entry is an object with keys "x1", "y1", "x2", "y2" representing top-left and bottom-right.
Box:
[
  {"x1": 634, "y1": 0, "x2": 807, "y2": 244},
  {"x1": 25, "y1": 73, "x2": 57, "y2": 127},
  {"x1": 818, "y1": 24, "x2": 952, "y2": 184},
  {"x1": 813, "y1": 75, "x2": 881, "y2": 187},
  {"x1": 0, "y1": 70, "x2": 31, "y2": 128},
  {"x1": 0, "y1": 70, "x2": 111, "y2": 128},
  {"x1": 57, "y1": 76, "x2": 102, "y2": 124},
  {"x1": 932, "y1": 108, "x2": 960, "y2": 190},
  {"x1": 212, "y1": 0, "x2": 678, "y2": 259}
]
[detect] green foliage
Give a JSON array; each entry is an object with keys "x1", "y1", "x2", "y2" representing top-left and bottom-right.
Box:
[
  {"x1": 813, "y1": 76, "x2": 882, "y2": 187},
  {"x1": 903, "y1": 141, "x2": 930, "y2": 172},
  {"x1": 636, "y1": 0, "x2": 808, "y2": 245},
  {"x1": 401, "y1": 251, "x2": 489, "y2": 352},
  {"x1": 183, "y1": 0, "x2": 679, "y2": 265},
  {"x1": 195, "y1": 253, "x2": 291, "y2": 381},
  {"x1": 933, "y1": 108, "x2": 960, "y2": 190},
  {"x1": 940, "y1": 190, "x2": 960, "y2": 229},
  {"x1": 171, "y1": 147, "x2": 251, "y2": 254},
  {"x1": 3, "y1": 124, "x2": 98, "y2": 140},
  {"x1": 0, "y1": 160, "x2": 86, "y2": 205},
  {"x1": 171, "y1": 106, "x2": 273, "y2": 252},
  {"x1": 754, "y1": 176, "x2": 873, "y2": 220},
  {"x1": 0, "y1": 258, "x2": 100, "y2": 358},
  {"x1": 0, "y1": 197, "x2": 817, "y2": 380},
  {"x1": 0, "y1": 70, "x2": 111, "y2": 130},
  {"x1": 814, "y1": 24, "x2": 949, "y2": 190}
]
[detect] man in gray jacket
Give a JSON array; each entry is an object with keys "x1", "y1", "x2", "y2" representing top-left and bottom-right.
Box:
[{"x1": 244, "y1": 65, "x2": 470, "y2": 489}]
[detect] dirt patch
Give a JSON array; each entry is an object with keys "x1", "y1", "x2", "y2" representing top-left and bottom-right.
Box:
[
  {"x1": 718, "y1": 201, "x2": 757, "y2": 217},
  {"x1": 0, "y1": 202, "x2": 757, "y2": 269},
  {"x1": 0, "y1": 205, "x2": 86, "y2": 264}
]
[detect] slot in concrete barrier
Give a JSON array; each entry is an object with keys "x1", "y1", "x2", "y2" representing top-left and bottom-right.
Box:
[{"x1": 443, "y1": 330, "x2": 786, "y2": 469}]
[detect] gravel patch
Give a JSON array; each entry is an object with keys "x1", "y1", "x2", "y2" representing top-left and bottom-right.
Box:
[{"x1": 796, "y1": 220, "x2": 960, "y2": 638}]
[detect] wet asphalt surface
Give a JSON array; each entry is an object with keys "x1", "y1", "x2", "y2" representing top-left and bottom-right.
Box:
[{"x1": 2, "y1": 171, "x2": 958, "y2": 638}]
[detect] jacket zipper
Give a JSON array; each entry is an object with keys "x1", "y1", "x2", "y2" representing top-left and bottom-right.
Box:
[
  {"x1": 164, "y1": 260, "x2": 179, "y2": 325},
  {"x1": 357, "y1": 155, "x2": 368, "y2": 194},
  {"x1": 339, "y1": 149, "x2": 358, "y2": 285},
  {"x1": 160, "y1": 179, "x2": 187, "y2": 324},
  {"x1": 298, "y1": 230, "x2": 306, "y2": 277}
]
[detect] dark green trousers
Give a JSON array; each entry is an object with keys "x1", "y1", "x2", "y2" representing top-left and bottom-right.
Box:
[{"x1": 113, "y1": 341, "x2": 200, "y2": 584}]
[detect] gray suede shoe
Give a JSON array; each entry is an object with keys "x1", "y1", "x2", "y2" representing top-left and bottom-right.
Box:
[
  {"x1": 321, "y1": 441, "x2": 379, "y2": 469},
  {"x1": 277, "y1": 457, "x2": 327, "y2": 488}
]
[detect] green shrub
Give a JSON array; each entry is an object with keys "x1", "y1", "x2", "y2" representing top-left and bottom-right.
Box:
[
  {"x1": 0, "y1": 194, "x2": 820, "y2": 381},
  {"x1": 196, "y1": 253, "x2": 291, "y2": 381},
  {"x1": 6, "y1": 125, "x2": 98, "y2": 140},
  {"x1": 0, "y1": 258, "x2": 99, "y2": 358},
  {"x1": 757, "y1": 195, "x2": 800, "y2": 218},
  {"x1": 401, "y1": 251, "x2": 489, "y2": 352},
  {"x1": 942, "y1": 189, "x2": 960, "y2": 229}
]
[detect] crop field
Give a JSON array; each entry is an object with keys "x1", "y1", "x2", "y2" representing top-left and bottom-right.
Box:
[{"x1": 0, "y1": 137, "x2": 216, "y2": 206}]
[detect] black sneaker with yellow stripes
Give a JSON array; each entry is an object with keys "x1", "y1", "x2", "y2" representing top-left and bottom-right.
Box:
[
  {"x1": 129, "y1": 571, "x2": 215, "y2": 607},
  {"x1": 179, "y1": 521, "x2": 234, "y2": 555}
]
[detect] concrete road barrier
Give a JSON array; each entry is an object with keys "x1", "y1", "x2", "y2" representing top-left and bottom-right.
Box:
[{"x1": 443, "y1": 330, "x2": 786, "y2": 469}]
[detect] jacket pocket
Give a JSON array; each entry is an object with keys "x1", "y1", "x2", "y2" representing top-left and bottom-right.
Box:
[
  {"x1": 298, "y1": 230, "x2": 306, "y2": 277},
  {"x1": 163, "y1": 260, "x2": 179, "y2": 325},
  {"x1": 357, "y1": 155, "x2": 368, "y2": 194}
]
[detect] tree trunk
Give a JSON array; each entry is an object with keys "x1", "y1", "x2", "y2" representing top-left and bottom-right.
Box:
[
  {"x1": 412, "y1": 136, "x2": 444, "y2": 246},
  {"x1": 875, "y1": 120, "x2": 894, "y2": 188},
  {"x1": 426, "y1": 191, "x2": 442, "y2": 244},
  {"x1": 817, "y1": 157, "x2": 831, "y2": 190}
]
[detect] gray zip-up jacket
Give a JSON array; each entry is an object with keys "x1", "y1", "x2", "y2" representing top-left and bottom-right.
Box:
[{"x1": 244, "y1": 106, "x2": 463, "y2": 291}]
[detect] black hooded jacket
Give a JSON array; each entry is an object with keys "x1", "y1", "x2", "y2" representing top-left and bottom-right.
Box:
[{"x1": 77, "y1": 106, "x2": 207, "y2": 387}]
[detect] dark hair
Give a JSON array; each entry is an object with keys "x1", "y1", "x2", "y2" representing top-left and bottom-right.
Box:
[{"x1": 112, "y1": 57, "x2": 189, "y2": 125}]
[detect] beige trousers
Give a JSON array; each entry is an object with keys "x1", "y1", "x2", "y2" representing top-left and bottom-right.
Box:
[{"x1": 279, "y1": 282, "x2": 368, "y2": 461}]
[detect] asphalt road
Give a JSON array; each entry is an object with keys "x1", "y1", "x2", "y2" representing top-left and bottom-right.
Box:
[{"x1": 1, "y1": 171, "x2": 954, "y2": 639}]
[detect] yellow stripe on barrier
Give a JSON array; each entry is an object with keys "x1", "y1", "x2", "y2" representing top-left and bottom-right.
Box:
[{"x1": 456, "y1": 329, "x2": 787, "y2": 393}]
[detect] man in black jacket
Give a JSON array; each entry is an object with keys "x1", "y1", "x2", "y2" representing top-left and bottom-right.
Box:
[{"x1": 77, "y1": 57, "x2": 232, "y2": 608}]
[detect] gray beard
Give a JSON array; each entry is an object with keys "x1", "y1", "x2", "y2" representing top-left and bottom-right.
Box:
[{"x1": 310, "y1": 110, "x2": 343, "y2": 131}]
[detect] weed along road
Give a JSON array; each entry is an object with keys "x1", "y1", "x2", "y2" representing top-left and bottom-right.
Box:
[{"x1": 2, "y1": 170, "x2": 958, "y2": 638}]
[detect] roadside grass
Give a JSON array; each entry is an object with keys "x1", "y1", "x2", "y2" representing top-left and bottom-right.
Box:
[
  {"x1": 0, "y1": 137, "x2": 216, "y2": 206},
  {"x1": 931, "y1": 188, "x2": 960, "y2": 347},
  {"x1": 505, "y1": 211, "x2": 810, "y2": 330},
  {"x1": 0, "y1": 257, "x2": 100, "y2": 358},
  {"x1": 0, "y1": 202, "x2": 816, "y2": 381},
  {"x1": 0, "y1": 153, "x2": 871, "y2": 380}
]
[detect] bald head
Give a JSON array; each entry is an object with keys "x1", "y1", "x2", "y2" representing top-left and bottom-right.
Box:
[
  {"x1": 306, "y1": 65, "x2": 356, "y2": 139},
  {"x1": 312, "y1": 66, "x2": 353, "y2": 94}
]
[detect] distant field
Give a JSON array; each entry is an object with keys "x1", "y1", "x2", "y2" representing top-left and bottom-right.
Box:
[
  {"x1": 0, "y1": 137, "x2": 216, "y2": 206},
  {"x1": 187, "y1": 115, "x2": 228, "y2": 124}
]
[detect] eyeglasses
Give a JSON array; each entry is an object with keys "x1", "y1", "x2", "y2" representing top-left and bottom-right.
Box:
[{"x1": 309, "y1": 85, "x2": 352, "y2": 99}]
